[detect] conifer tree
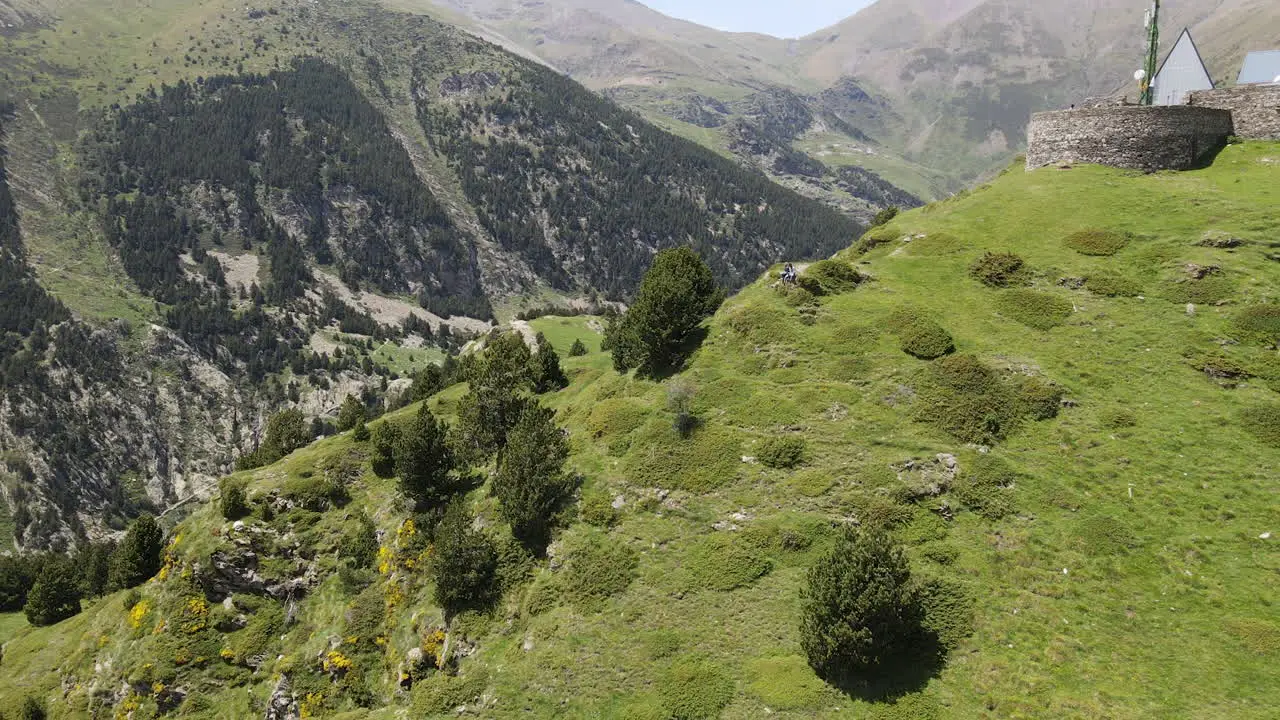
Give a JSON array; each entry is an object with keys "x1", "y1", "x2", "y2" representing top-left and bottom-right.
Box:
[
  {"x1": 610, "y1": 247, "x2": 721, "y2": 376},
  {"x1": 492, "y1": 402, "x2": 572, "y2": 551},
  {"x1": 395, "y1": 404, "x2": 456, "y2": 510},
  {"x1": 455, "y1": 332, "x2": 534, "y2": 460},
  {"x1": 23, "y1": 556, "x2": 82, "y2": 626},
  {"x1": 370, "y1": 421, "x2": 402, "y2": 478},
  {"x1": 799, "y1": 527, "x2": 922, "y2": 684},
  {"x1": 336, "y1": 394, "x2": 366, "y2": 432},
  {"x1": 109, "y1": 514, "x2": 165, "y2": 590},
  {"x1": 530, "y1": 332, "x2": 568, "y2": 393},
  {"x1": 568, "y1": 338, "x2": 588, "y2": 357},
  {"x1": 430, "y1": 500, "x2": 498, "y2": 618}
]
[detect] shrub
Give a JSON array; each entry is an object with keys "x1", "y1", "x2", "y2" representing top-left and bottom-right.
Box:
[
  {"x1": 685, "y1": 534, "x2": 771, "y2": 591},
  {"x1": 336, "y1": 394, "x2": 365, "y2": 432},
  {"x1": 282, "y1": 474, "x2": 345, "y2": 512},
  {"x1": 568, "y1": 338, "x2": 589, "y2": 357},
  {"x1": 758, "y1": 436, "x2": 807, "y2": 469},
  {"x1": 351, "y1": 417, "x2": 370, "y2": 442},
  {"x1": 1016, "y1": 376, "x2": 1062, "y2": 421},
  {"x1": 799, "y1": 528, "x2": 921, "y2": 682},
  {"x1": 995, "y1": 289, "x2": 1072, "y2": 330},
  {"x1": 18, "y1": 697, "x2": 46, "y2": 720},
  {"x1": 1233, "y1": 305, "x2": 1280, "y2": 347},
  {"x1": 659, "y1": 657, "x2": 734, "y2": 720},
  {"x1": 914, "y1": 575, "x2": 975, "y2": 651},
  {"x1": 1242, "y1": 404, "x2": 1280, "y2": 447},
  {"x1": 1085, "y1": 272, "x2": 1143, "y2": 297},
  {"x1": 339, "y1": 515, "x2": 379, "y2": 569},
  {"x1": 951, "y1": 454, "x2": 1018, "y2": 520},
  {"x1": 1064, "y1": 229, "x2": 1130, "y2": 256},
  {"x1": 563, "y1": 534, "x2": 638, "y2": 610},
  {"x1": 913, "y1": 355, "x2": 1019, "y2": 445},
  {"x1": 412, "y1": 671, "x2": 488, "y2": 715},
  {"x1": 625, "y1": 423, "x2": 740, "y2": 493},
  {"x1": 969, "y1": 252, "x2": 1030, "y2": 288},
  {"x1": 803, "y1": 260, "x2": 862, "y2": 295},
  {"x1": 855, "y1": 225, "x2": 900, "y2": 253},
  {"x1": 745, "y1": 655, "x2": 829, "y2": 710},
  {"x1": 898, "y1": 318, "x2": 955, "y2": 360},
  {"x1": 579, "y1": 489, "x2": 619, "y2": 528},
  {"x1": 218, "y1": 478, "x2": 249, "y2": 520},
  {"x1": 227, "y1": 600, "x2": 284, "y2": 664},
  {"x1": 871, "y1": 206, "x2": 899, "y2": 227},
  {"x1": 1162, "y1": 275, "x2": 1235, "y2": 305},
  {"x1": 1100, "y1": 408, "x2": 1138, "y2": 429}
]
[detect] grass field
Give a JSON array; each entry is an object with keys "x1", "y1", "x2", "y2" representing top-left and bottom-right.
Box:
[{"x1": 2, "y1": 141, "x2": 1278, "y2": 718}]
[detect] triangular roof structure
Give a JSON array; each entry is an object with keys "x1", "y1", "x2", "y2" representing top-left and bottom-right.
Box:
[
  {"x1": 1238, "y1": 51, "x2": 1280, "y2": 84},
  {"x1": 1152, "y1": 28, "x2": 1214, "y2": 106}
]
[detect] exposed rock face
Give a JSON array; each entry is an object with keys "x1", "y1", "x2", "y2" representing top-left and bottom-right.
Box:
[
  {"x1": 439, "y1": 71, "x2": 502, "y2": 96},
  {"x1": 265, "y1": 675, "x2": 299, "y2": 720}
]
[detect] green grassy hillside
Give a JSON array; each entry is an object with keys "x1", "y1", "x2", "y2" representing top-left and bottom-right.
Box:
[{"x1": 3, "y1": 145, "x2": 1278, "y2": 718}]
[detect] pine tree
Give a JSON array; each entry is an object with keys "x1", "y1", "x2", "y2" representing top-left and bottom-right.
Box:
[
  {"x1": 352, "y1": 416, "x2": 371, "y2": 442},
  {"x1": 455, "y1": 332, "x2": 534, "y2": 460},
  {"x1": 219, "y1": 477, "x2": 249, "y2": 520},
  {"x1": 81, "y1": 541, "x2": 114, "y2": 598},
  {"x1": 610, "y1": 247, "x2": 721, "y2": 376},
  {"x1": 568, "y1": 338, "x2": 588, "y2": 357},
  {"x1": 430, "y1": 500, "x2": 498, "y2": 618},
  {"x1": 336, "y1": 394, "x2": 366, "y2": 431},
  {"x1": 530, "y1": 332, "x2": 568, "y2": 393},
  {"x1": 799, "y1": 527, "x2": 922, "y2": 684},
  {"x1": 109, "y1": 514, "x2": 165, "y2": 590},
  {"x1": 395, "y1": 404, "x2": 456, "y2": 510},
  {"x1": 23, "y1": 556, "x2": 82, "y2": 626},
  {"x1": 492, "y1": 402, "x2": 572, "y2": 551},
  {"x1": 18, "y1": 696, "x2": 46, "y2": 720},
  {"x1": 370, "y1": 421, "x2": 401, "y2": 478},
  {"x1": 0, "y1": 554, "x2": 37, "y2": 611}
]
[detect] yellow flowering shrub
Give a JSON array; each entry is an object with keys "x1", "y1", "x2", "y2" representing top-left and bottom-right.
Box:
[
  {"x1": 178, "y1": 596, "x2": 209, "y2": 634},
  {"x1": 128, "y1": 599, "x2": 152, "y2": 630}
]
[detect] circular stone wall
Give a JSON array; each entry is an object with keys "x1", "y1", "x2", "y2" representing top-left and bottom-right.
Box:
[{"x1": 1026, "y1": 105, "x2": 1234, "y2": 172}]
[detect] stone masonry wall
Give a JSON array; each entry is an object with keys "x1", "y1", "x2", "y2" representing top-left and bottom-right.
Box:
[
  {"x1": 1188, "y1": 84, "x2": 1280, "y2": 141},
  {"x1": 1026, "y1": 106, "x2": 1234, "y2": 172}
]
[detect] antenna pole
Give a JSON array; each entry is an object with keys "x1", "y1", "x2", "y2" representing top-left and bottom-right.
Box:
[{"x1": 1140, "y1": 0, "x2": 1160, "y2": 105}]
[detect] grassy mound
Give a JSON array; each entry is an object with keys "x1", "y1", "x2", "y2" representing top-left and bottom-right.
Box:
[
  {"x1": 969, "y1": 252, "x2": 1031, "y2": 288},
  {"x1": 1162, "y1": 275, "x2": 1235, "y2": 305},
  {"x1": 684, "y1": 534, "x2": 772, "y2": 592},
  {"x1": 951, "y1": 454, "x2": 1018, "y2": 519},
  {"x1": 898, "y1": 318, "x2": 956, "y2": 360},
  {"x1": 659, "y1": 657, "x2": 734, "y2": 720},
  {"x1": 563, "y1": 534, "x2": 638, "y2": 610},
  {"x1": 624, "y1": 422, "x2": 741, "y2": 492},
  {"x1": 913, "y1": 355, "x2": 1056, "y2": 445},
  {"x1": 994, "y1": 289, "x2": 1073, "y2": 330},
  {"x1": 1085, "y1": 272, "x2": 1143, "y2": 297},
  {"x1": 1064, "y1": 229, "x2": 1130, "y2": 256},
  {"x1": 745, "y1": 655, "x2": 831, "y2": 710},
  {"x1": 801, "y1": 259, "x2": 862, "y2": 295},
  {"x1": 757, "y1": 436, "x2": 807, "y2": 468},
  {"x1": 1233, "y1": 305, "x2": 1280, "y2": 346},
  {"x1": 1241, "y1": 404, "x2": 1280, "y2": 447},
  {"x1": 906, "y1": 232, "x2": 967, "y2": 256}
]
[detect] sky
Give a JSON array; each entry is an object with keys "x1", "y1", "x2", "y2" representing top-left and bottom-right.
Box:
[{"x1": 640, "y1": 0, "x2": 877, "y2": 39}]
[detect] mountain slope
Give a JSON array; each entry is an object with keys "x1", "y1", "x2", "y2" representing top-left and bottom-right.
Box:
[
  {"x1": 3, "y1": 142, "x2": 1277, "y2": 718},
  {"x1": 0, "y1": 0, "x2": 861, "y2": 549}
]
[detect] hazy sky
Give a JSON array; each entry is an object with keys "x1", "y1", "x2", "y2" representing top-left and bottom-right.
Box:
[{"x1": 640, "y1": 1, "x2": 877, "y2": 39}]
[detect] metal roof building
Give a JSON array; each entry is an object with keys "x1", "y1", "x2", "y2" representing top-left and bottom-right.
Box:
[
  {"x1": 1152, "y1": 28, "x2": 1214, "y2": 106},
  {"x1": 1238, "y1": 51, "x2": 1280, "y2": 85}
]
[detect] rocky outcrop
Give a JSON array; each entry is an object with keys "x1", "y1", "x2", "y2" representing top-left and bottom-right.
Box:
[{"x1": 265, "y1": 675, "x2": 299, "y2": 720}]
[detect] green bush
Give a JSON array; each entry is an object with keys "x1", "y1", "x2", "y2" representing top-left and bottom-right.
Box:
[
  {"x1": 915, "y1": 575, "x2": 975, "y2": 651},
  {"x1": 969, "y1": 252, "x2": 1030, "y2": 288},
  {"x1": 411, "y1": 670, "x2": 488, "y2": 715},
  {"x1": 563, "y1": 534, "x2": 638, "y2": 610},
  {"x1": 685, "y1": 534, "x2": 771, "y2": 591},
  {"x1": 803, "y1": 260, "x2": 863, "y2": 295},
  {"x1": 227, "y1": 600, "x2": 284, "y2": 664},
  {"x1": 1162, "y1": 275, "x2": 1235, "y2": 305},
  {"x1": 745, "y1": 655, "x2": 829, "y2": 710},
  {"x1": 951, "y1": 454, "x2": 1018, "y2": 520},
  {"x1": 521, "y1": 573, "x2": 561, "y2": 617},
  {"x1": 1064, "y1": 229, "x2": 1130, "y2": 256},
  {"x1": 569, "y1": 338, "x2": 589, "y2": 357},
  {"x1": 758, "y1": 435, "x2": 807, "y2": 469},
  {"x1": 913, "y1": 355, "x2": 1020, "y2": 445},
  {"x1": 1085, "y1": 272, "x2": 1143, "y2": 297},
  {"x1": 18, "y1": 696, "x2": 46, "y2": 720},
  {"x1": 1233, "y1": 305, "x2": 1280, "y2": 347},
  {"x1": 1016, "y1": 376, "x2": 1063, "y2": 421},
  {"x1": 855, "y1": 225, "x2": 900, "y2": 253},
  {"x1": 898, "y1": 318, "x2": 955, "y2": 360},
  {"x1": 579, "y1": 488, "x2": 619, "y2": 528},
  {"x1": 218, "y1": 478, "x2": 249, "y2": 520},
  {"x1": 995, "y1": 289, "x2": 1073, "y2": 330},
  {"x1": 659, "y1": 657, "x2": 734, "y2": 720},
  {"x1": 282, "y1": 474, "x2": 345, "y2": 511},
  {"x1": 850, "y1": 493, "x2": 914, "y2": 530},
  {"x1": 1100, "y1": 408, "x2": 1138, "y2": 429},
  {"x1": 338, "y1": 515, "x2": 379, "y2": 569},
  {"x1": 1242, "y1": 404, "x2": 1280, "y2": 447},
  {"x1": 625, "y1": 423, "x2": 740, "y2": 493}
]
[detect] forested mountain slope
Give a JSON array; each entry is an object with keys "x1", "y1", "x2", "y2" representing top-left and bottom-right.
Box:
[
  {"x1": 2, "y1": 141, "x2": 1277, "y2": 719},
  {"x1": 0, "y1": 0, "x2": 860, "y2": 549}
]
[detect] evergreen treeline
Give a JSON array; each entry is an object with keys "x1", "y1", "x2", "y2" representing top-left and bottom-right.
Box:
[
  {"x1": 415, "y1": 55, "x2": 863, "y2": 299},
  {"x1": 86, "y1": 57, "x2": 490, "y2": 319}
]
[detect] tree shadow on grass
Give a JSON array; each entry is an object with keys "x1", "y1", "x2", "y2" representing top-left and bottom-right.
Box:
[
  {"x1": 641, "y1": 326, "x2": 710, "y2": 381},
  {"x1": 825, "y1": 633, "x2": 948, "y2": 703}
]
